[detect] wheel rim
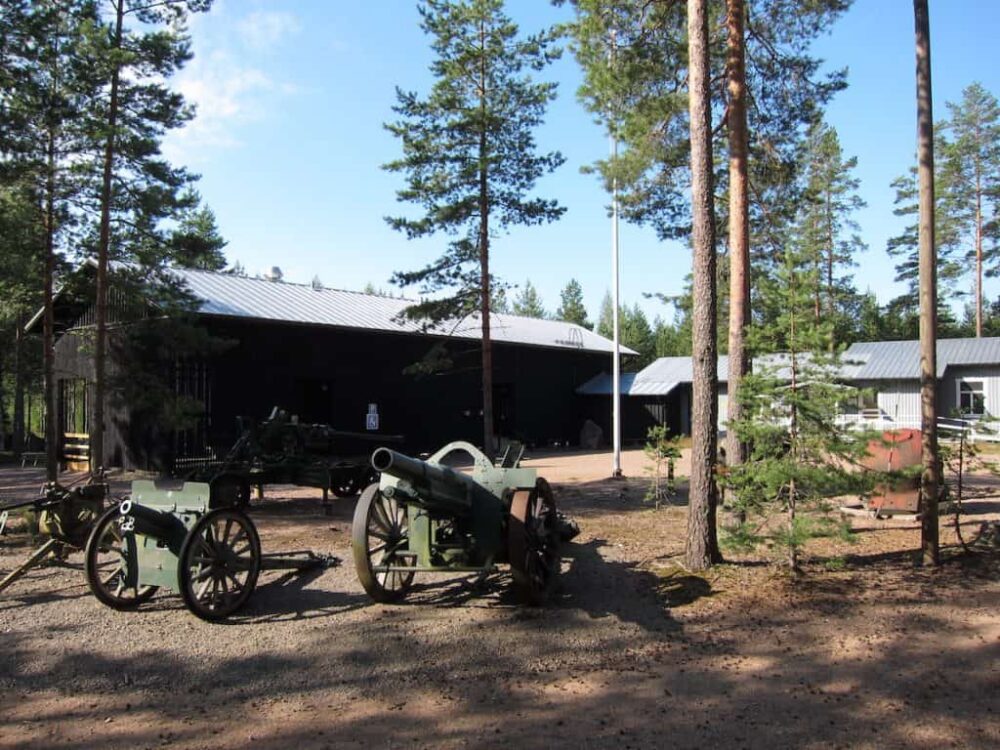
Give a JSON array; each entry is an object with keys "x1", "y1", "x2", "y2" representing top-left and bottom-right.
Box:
[
  {"x1": 364, "y1": 491, "x2": 413, "y2": 595},
  {"x1": 183, "y1": 511, "x2": 259, "y2": 616},
  {"x1": 509, "y1": 479, "x2": 560, "y2": 603}
]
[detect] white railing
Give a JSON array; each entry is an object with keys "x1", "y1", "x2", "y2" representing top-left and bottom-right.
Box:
[{"x1": 833, "y1": 413, "x2": 1000, "y2": 443}]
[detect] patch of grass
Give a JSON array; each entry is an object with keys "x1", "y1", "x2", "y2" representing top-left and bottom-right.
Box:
[{"x1": 823, "y1": 556, "x2": 848, "y2": 571}]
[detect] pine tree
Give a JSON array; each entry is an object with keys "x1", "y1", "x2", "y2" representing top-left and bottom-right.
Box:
[
  {"x1": 491, "y1": 285, "x2": 511, "y2": 314},
  {"x1": 595, "y1": 290, "x2": 614, "y2": 339},
  {"x1": 913, "y1": 0, "x2": 939, "y2": 566},
  {"x1": 556, "y1": 278, "x2": 591, "y2": 327},
  {"x1": 941, "y1": 83, "x2": 1000, "y2": 336},
  {"x1": 725, "y1": 0, "x2": 751, "y2": 475},
  {"x1": 383, "y1": 0, "x2": 565, "y2": 457},
  {"x1": 1, "y1": 1, "x2": 101, "y2": 477},
  {"x1": 886, "y1": 145, "x2": 964, "y2": 315},
  {"x1": 170, "y1": 193, "x2": 228, "y2": 271},
  {"x1": 796, "y1": 120, "x2": 866, "y2": 347},
  {"x1": 512, "y1": 279, "x2": 547, "y2": 318},
  {"x1": 726, "y1": 242, "x2": 871, "y2": 571},
  {"x1": 89, "y1": 0, "x2": 213, "y2": 471},
  {"x1": 686, "y1": 0, "x2": 722, "y2": 570},
  {"x1": 621, "y1": 304, "x2": 655, "y2": 368}
]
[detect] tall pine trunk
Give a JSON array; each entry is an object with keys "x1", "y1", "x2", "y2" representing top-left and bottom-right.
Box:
[
  {"x1": 13, "y1": 314, "x2": 26, "y2": 457},
  {"x1": 975, "y1": 166, "x2": 983, "y2": 337},
  {"x1": 686, "y1": 0, "x2": 720, "y2": 570},
  {"x1": 44, "y1": 128, "x2": 58, "y2": 481},
  {"x1": 725, "y1": 0, "x2": 750, "y2": 474},
  {"x1": 477, "y1": 19, "x2": 494, "y2": 460},
  {"x1": 914, "y1": 0, "x2": 939, "y2": 565},
  {"x1": 93, "y1": 1, "x2": 125, "y2": 473}
]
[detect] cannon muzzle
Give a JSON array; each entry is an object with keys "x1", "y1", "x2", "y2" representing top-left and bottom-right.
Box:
[
  {"x1": 372, "y1": 447, "x2": 495, "y2": 516},
  {"x1": 121, "y1": 501, "x2": 182, "y2": 538}
]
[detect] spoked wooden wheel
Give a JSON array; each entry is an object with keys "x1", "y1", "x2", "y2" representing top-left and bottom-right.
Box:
[
  {"x1": 178, "y1": 508, "x2": 261, "y2": 621},
  {"x1": 508, "y1": 478, "x2": 561, "y2": 605},
  {"x1": 352, "y1": 483, "x2": 415, "y2": 603},
  {"x1": 85, "y1": 505, "x2": 158, "y2": 610}
]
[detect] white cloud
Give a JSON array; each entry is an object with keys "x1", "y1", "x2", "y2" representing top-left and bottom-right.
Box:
[
  {"x1": 163, "y1": 7, "x2": 301, "y2": 163},
  {"x1": 165, "y1": 51, "x2": 275, "y2": 156},
  {"x1": 238, "y1": 10, "x2": 301, "y2": 51}
]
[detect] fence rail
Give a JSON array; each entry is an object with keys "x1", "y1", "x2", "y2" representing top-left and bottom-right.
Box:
[{"x1": 833, "y1": 414, "x2": 1000, "y2": 443}]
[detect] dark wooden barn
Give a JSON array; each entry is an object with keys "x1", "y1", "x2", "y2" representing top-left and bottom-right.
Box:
[{"x1": 41, "y1": 265, "x2": 629, "y2": 470}]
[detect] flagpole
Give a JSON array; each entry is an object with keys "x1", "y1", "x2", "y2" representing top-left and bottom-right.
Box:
[{"x1": 610, "y1": 27, "x2": 623, "y2": 479}]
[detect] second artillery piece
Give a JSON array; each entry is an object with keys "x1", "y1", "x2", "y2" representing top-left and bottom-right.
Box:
[{"x1": 352, "y1": 441, "x2": 561, "y2": 605}]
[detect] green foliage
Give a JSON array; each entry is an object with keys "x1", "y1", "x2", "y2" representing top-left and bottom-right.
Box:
[
  {"x1": 944, "y1": 83, "x2": 1000, "y2": 278},
  {"x1": 108, "y1": 268, "x2": 231, "y2": 449},
  {"x1": 561, "y1": 0, "x2": 850, "y2": 247},
  {"x1": 595, "y1": 290, "x2": 613, "y2": 338},
  {"x1": 556, "y1": 278, "x2": 590, "y2": 327},
  {"x1": 653, "y1": 315, "x2": 691, "y2": 357},
  {"x1": 723, "y1": 233, "x2": 876, "y2": 570},
  {"x1": 794, "y1": 120, "x2": 867, "y2": 346},
  {"x1": 169, "y1": 193, "x2": 228, "y2": 271},
  {"x1": 621, "y1": 303, "x2": 655, "y2": 368},
  {"x1": 644, "y1": 424, "x2": 680, "y2": 509},
  {"x1": 512, "y1": 279, "x2": 547, "y2": 318},
  {"x1": 383, "y1": 0, "x2": 565, "y2": 326},
  {"x1": 490, "y1": 284, "x2": 511, "y2": 314}
]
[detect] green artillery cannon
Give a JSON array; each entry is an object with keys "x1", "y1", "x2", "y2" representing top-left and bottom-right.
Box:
[
  {"x1": 351, "y1": 441, "x2": 560, "y2": 605},
  {"x1": 84, "y1": 481, "x2": 334, "y2": 621},
  {"x1": 0, "y1": 477, "x2": 109, "y2": 594}
]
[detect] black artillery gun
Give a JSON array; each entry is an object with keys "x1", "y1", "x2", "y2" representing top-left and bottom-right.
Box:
[
  {"x1": 352, "y1": 441, "x2": 561, "y2": 605},
  {"x1": 177, "y1": 406, "x2": 403, "y2": 511}
]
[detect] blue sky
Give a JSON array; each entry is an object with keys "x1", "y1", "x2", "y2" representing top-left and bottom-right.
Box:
[{"x1": 163, "y1": 0, "x2": 1000, "y2": 327}]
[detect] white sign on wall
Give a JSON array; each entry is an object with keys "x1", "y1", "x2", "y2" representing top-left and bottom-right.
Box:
[{"x1": 366, "y1": 403, "x2": 379, "y2": 431}]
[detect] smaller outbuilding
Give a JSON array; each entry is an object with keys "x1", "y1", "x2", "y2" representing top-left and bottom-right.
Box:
[{"x1": 578, "y1": 337, "x2": 1000, "y2": 441}]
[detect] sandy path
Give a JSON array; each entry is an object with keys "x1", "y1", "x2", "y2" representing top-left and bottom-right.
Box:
[{"x1": 1, "y1": 453, "x2": 998, "y2": 749}]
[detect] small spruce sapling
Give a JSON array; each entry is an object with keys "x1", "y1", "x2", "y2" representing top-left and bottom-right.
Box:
[{"x1": 644, "y1": 425, "x2": 681, "y2": 509}]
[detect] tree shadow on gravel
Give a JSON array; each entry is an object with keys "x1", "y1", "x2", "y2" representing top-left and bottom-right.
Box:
[{"x1": 553, "y1": 476, "x2": 687, "y2": 517}]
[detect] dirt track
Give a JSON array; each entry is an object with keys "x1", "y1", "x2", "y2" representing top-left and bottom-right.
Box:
[{"x1": 1, "y1": 449, "x2": 998, "y2": 749}]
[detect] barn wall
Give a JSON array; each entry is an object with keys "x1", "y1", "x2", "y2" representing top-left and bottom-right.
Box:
[
  {"x1": 191, "y1": 317, "x2": 610, "y2": 459},
  {"x1": 53, "y1": 329, "x2": 136, "y2": 469}
]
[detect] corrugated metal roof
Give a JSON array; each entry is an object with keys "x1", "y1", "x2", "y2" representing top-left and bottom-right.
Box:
[
  {"x1": 174, "y1": 269, "x2": 631, "y2": 355},
  {"x1": 844, "y1": 337, "x2": 1000, "y2": 379},
  {"x1": 634, "y1": 356, "x2": 729, "y2": 384},
  {"x1": 576, "y1": 372, "x2": 641, "y2": 395}
]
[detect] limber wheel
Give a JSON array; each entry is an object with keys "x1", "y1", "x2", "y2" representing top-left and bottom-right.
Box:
[
  {"x1": 178, "y1": 508, "x2": 261, "y2": 621},
  {"x1": 85, "y1": 504, "x2": 158, "y2": 610},
  {"x1": 508, "y1": 478, "x2": 561, "y2": 605},
  {"x1": 352, "y1": 483, "x2": 414, "y2": 603}
]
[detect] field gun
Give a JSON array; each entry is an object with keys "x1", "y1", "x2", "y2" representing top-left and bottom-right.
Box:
[
  {"x1": 83, "y1": 480, "x2": 336, "y2": 621},
  {"x1": 0, "y1": 476, "x2": 109, "y2": 594},
  {"x1": 351, "y1": 441, "x2": 560, "y2": 605},
  {"x1": 178, "y1": 406, "x2": 402, "y2": 510}
]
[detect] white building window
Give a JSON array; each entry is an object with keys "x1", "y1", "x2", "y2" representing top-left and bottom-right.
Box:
[{"x1": 958, "y1": 380, "x2": 986, "y2": 416}]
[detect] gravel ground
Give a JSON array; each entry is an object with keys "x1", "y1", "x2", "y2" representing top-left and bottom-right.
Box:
[{"x1": 1, "y1": 449, "x2": 998, "y2": 749}]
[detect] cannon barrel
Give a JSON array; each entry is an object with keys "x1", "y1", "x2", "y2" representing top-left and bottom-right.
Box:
[
  {"x1": 122, "y1": 502, "x2": 181, "y2": 538},
  {"x1": 371, "y1": 447, "x2": 493, "y2": 516}
]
